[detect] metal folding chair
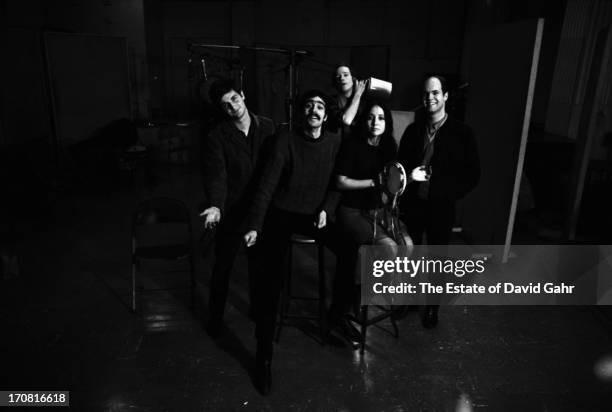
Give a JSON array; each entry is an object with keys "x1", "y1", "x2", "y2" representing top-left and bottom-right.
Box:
[{"x1": 131, "y1": 197, "x2": 195, "y2": 313}]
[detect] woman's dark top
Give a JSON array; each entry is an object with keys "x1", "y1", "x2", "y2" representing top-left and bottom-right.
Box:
[{"x1": 335, "y1": 137, "x2": 389, "y2": 210}]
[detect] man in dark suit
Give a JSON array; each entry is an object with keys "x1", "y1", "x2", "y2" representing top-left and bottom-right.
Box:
[
  {"x1": 397, "y1": 75, "x2": 480, "y2": 328},
  {"x1": 200, "y1": 78, "x2": 275, "y2": 337}
]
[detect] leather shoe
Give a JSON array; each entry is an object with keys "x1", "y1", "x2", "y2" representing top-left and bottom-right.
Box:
[
  {"x1": 255, "y1": 355, "x2": 272, "y2": 396},
  {"x1": 421, "y1": 306, "x2": 439, "y2": 329}
]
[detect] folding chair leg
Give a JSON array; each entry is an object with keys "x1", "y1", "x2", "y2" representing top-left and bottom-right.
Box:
[
  {"x1": 131, "y1": 257, "x2": 137, "y2": 313},
  {"x1": 391, "y1": 315, "x2": 399, "y2": 338}
]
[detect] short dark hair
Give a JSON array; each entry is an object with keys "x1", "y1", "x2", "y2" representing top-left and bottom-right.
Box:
[
  {"x1": 299, "y1": 89, "x2": 329, "y2": 113},
  {"x1": 423, "y1": 75, "x2": 448, "y2": 94},
  {"x1": 331, "y1": 63, "x2": 355, "y2": 87},
  {"x1": 208, "y1": 78, "x2": 240, "y2": 106}
]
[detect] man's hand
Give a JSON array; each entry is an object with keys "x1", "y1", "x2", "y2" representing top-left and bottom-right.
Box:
[
  {"x1": 200, "y1": 206, "x2": 221, "y2": 229},
  {"x1": 315, "y1": 210, "x2": 327, "y2": 229},
  {"x1": 410, "y1": 166, "x2": 430, "y2": 182},
  {"x1": 244, "y1": 230, "x2": 258, "y2": 247}
]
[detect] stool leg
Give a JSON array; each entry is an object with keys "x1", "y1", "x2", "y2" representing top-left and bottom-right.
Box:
[
  {"x1": 391, "y1": 311, "x2": 399, "y2": 338},
  {"x1": 189, "y1": 251, "x2": 196, "y2": 310},
  {"x1": 131, "y1": 256, "x2": 137, "y2": 313},
  {"x1": 275, "y1": 242, "x2": 293, "y2": 342},
  {"x1": 359, "y1": 305, "x2": 368, "y2": 355},
  {"x1": 318, "y1": 243, "x2": 327, "y2": 344}
]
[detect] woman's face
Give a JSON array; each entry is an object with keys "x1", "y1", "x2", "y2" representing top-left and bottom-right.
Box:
[
  {"x1": 367, "y1": 105, "x2": 386, "y2": 137},
  {"x1": 335, "y1": 66, "x2": 354, "y2": 93}
]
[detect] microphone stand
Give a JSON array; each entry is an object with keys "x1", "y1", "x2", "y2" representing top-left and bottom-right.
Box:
[
  {"x1": 189, "y1": 43, "x2": 312, "y2": 130},
  {"x1": 200, "y1": 57, "x2": 208, "y2": 82}
]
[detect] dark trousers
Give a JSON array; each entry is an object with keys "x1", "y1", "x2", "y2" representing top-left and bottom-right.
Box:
[
  {"x1": 208, "y1": 229, "x2": 259, "y2": 322},
  {"x1": 254, "y1": 208, "x2": 354, "y2": 357},
  {"x1": 401, "y1": 198, "x2": 454, "y2": 246},
  {"x1": 401, "y1": 198, "x2": 454, "y2": 307}
]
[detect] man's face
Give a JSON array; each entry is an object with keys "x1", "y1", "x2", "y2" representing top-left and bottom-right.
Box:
[
  {"x1": 303, "y1": 96, "x2": 327, "y2": 130},
  {"x1": 422, "y1": 77, "x2": 448, "y2": 115},
  {"x1": 219, "y1": 89, "x2": 247, "y2": 119},
  {"x1": 334, "y1": 66, "x2": 354, "y2": 93}
]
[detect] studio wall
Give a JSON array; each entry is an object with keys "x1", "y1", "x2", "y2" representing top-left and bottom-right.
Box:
[
  {"x1": 0, "y1": 0, "x2": 577, "y2": 147},
  {"x1": 2, "y1": 0, "x2": 148, "y2": 148},
  {"x1": 156, "y1": 0, "x2": 466, "y2": 121}
]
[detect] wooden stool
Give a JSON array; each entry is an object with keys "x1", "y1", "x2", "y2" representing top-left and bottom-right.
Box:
[{"x1": 275, "y1": 233, "x2": 327, "y2": 344}]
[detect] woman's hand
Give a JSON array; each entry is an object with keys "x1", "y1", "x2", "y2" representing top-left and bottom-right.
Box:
[
  {"x1": 342, "y1": 79, "x2": 368, "y2": 126},
  {"x1": 354, "y1": 79, "x2": 368, "y2": 98},
  {"x1": 337, "y1": 175, "x2": 377, "y2": 190}
]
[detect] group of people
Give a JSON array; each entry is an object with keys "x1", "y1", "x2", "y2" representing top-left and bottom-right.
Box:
[{"x1": 200, "y1": 64, "x2": 480, "y2": 395}]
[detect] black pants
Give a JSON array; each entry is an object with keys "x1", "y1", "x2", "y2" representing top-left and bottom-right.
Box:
[
  {"x1": 401, "y1": 198, "x2": 454, "y2": 307},
  {"x1": 401, "y1": 198, "x2": 454, "y2": 246},
  {"x1": 208, "y1": 228, "x2": 260, "y2": 322},
  {"x1": 254, "y1": 208, "x2": 354, "y2": 356}
]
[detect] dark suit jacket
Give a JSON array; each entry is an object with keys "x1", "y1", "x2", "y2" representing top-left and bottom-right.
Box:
[
  {"x1": 397, "y1": 117, "x2": 480, "y2": 204},
  {"x1": 202, "y1": 114, "x2": 276, "y2": 232}
]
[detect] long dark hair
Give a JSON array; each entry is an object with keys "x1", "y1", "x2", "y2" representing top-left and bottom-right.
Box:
[{"x1": 358, "y1": 101, "x2": 397, "y2": 163}]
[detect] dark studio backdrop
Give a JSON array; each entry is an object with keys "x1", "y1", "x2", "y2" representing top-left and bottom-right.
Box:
[{"x1": 1, "y1": 0, "x2": 612, "y2": 250}]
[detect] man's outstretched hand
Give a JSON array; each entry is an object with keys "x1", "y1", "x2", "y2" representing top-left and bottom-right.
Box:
[
  {"x1": 200, "y1": 207, "x2": 221, "y2": 229},
  {"x1": 315, "y1": 210, "x2": 327, "y2": 229}
]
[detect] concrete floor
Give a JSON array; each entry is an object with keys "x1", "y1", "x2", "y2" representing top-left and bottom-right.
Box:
[{"x1": 2, "y1": 166, "x2": 612, "y2": 411}]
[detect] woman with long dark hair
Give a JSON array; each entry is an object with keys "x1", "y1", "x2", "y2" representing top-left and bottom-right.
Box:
[
  {"x1": 327, "y1": 101, "x2": 412, "y2": 330},
  {"x1": 335, "y1": 101, "x2": 412, "y2": 247}
]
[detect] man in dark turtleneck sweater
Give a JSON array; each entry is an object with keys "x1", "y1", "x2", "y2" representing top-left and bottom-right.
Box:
[{"x1": 243, "y1": 89, "x2": 355, "y2": 395}]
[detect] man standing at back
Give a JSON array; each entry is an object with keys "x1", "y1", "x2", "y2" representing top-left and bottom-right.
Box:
[
  {"x1": 200, "y1": 78, "x2": 275, "y2": 337},
  {"x1": 397, "y1": 75, "x2": 480, "y2": 328}
]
